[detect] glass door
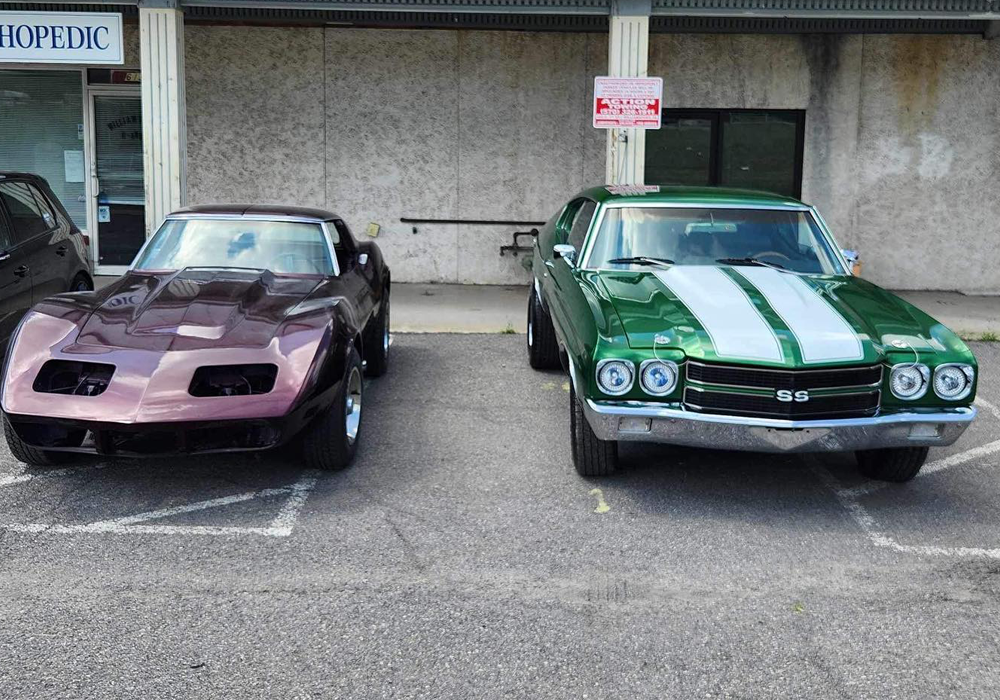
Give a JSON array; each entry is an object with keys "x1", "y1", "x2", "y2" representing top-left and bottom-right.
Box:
[{"x1": 90, "y1": 93, "x2": 145, "y2": 274}]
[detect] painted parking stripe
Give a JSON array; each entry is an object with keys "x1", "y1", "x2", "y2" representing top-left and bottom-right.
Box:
[
  {"x1": 653, "y1": 267, "x2": 783, "y2": 363},
  {"x1": 734, "y1": 267, "x2": 864, "y2": 364}
]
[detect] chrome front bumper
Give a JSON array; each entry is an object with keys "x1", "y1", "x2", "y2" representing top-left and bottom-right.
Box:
[{"x1": 581, "y1": 400, "x2": 977, "y2": 453}]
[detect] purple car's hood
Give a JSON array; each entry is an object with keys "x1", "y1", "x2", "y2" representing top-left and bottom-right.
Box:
[{"x1": 76, "y1": 269, "x2": 322, "y2": 351}]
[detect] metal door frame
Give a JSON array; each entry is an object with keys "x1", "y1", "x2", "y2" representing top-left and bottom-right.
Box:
[{"x1": 86, "y1": 84, "x2": 142, "y2": 277}]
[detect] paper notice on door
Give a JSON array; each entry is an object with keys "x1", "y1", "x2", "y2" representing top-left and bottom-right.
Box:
[{"x1": 64, "y1": 150, "x2": 85, "y2": 183}]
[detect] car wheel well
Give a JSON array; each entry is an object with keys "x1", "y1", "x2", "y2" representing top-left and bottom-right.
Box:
[{"x1": 71, "y1": 272, "x2": 93, "y2": 292}]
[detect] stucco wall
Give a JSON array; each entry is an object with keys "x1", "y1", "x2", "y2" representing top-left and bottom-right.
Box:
[{"x1": 184, "y1": 26, "x2": 1000, "y2": 292}]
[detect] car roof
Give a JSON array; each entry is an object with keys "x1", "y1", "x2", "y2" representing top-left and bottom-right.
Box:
[
  {"x1": 0, "y1": 172, "x2": 47, "y2": 184},
  {"x1": 575, "y1": 185, "x2": 809, "y2": 208},
  {"x1": 169, "y1": 204, "x2": 342, "y2": 221}
]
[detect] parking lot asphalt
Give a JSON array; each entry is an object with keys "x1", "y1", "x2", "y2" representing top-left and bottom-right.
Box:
[{"x1": 1, "y1": 335, "x2": 999, "y2": 699}]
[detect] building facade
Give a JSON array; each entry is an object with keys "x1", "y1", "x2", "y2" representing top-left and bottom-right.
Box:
[{"x1": 1, "y1": 0, "x2": 998, "y2": 291}]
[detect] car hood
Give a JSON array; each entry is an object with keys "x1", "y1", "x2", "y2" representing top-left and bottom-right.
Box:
[
  {"x1": 76, "y1": 268, "x2": 322, "y2": 351},
  {"x1": 595, "y1": 265, "x2": 965, "y2": 367}
]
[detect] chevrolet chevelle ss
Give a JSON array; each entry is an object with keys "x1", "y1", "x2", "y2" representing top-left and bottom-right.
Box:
[
  {"x1": 528, "y1": 186, "x2": 977, "y2": 482},
  {"x1": 1, "y1": 205, "x2": 390, "y2": 471}
]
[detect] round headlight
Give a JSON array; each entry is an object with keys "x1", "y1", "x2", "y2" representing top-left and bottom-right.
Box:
[
  {"x1": 890, "y1": 363, "x2": 929, "y2": 400},
  {"x1": 934, "y1": 364, "x2": 973, "y2": 401},
  {"x1": 640, "y1": 360, "x2": 678, "y2": 396},
  {"x1": 596, "y1": 360, "x2": 634, "y2": 396}
]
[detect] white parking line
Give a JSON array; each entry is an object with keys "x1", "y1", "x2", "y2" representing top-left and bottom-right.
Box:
[
  {"x1": 813, "y1": 395, "x2": 1000, "y2": 560},
  {"x1": 0, "y1": 468, "x2": 320, "y2": 537}
]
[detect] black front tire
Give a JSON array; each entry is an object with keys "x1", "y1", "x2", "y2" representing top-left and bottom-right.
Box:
[
  {"x1": 570, "y1": 384, "x2": 618, "y2": 476},
  {"x1": 365, "y1": 295, "x2": 390, "y2": 378},
  {"x1": 856, "y1": 446, "x2": 929, "y2": 483},
  {"x1": 527, "y1": 286, "x2": 560, "y2": 370},
  {"x1": 2, "y1": 412, "x2": 76, "y2": 466},
  {"x1": 302, "y1": 347, "x2": 364, "y2": 472}
]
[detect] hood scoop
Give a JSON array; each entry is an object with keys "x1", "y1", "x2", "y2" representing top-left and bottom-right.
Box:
[{"x1": 77, "y1": 268, "x2": 320, "y2": 351}]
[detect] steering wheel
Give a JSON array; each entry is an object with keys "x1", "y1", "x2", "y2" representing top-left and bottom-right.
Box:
[
  {"x1": 754, "y1": 251, "x2": 791, "y2": 263},
  {"x1": 277, "y1": 252, "x2": 322, "y2": 275}
]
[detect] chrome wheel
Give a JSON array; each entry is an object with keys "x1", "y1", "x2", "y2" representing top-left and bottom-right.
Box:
[{"x1": 344, "y1": 366, "x2": 363, "y2": 446}]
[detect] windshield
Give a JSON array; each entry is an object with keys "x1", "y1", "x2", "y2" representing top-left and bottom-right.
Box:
[
  {"x1": 586, "y1": 207, "x2": 844, "y2": 275},
  {"x1": 134, "y1": 219, "x2": 335, "y2": 276}
]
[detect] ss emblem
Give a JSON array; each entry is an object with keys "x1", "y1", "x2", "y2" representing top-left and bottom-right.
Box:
[{"x1": 776, "y1": 389, "x2": 810, "y2": 403}]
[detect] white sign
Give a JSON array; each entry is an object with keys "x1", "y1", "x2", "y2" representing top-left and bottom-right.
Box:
[
  {"x1": 0, "y1": 12, "x2": 123, "y2": 65},
  {"x1": 593, "y1": 76, "x2": 663, "y2": 129},
  {"x1": 63, "y1": 150, "x2": 84, "y2": 183}
]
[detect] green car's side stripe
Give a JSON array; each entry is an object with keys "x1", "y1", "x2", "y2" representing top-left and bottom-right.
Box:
[
  {"x1": 652, "y1": 266, "x2": 785, "y2": 364},
  {"x1": 732, "y1": 267, "x2": 865, "y2": 364}
]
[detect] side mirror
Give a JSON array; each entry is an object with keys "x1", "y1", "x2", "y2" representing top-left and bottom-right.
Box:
[
  {"x1": 841, "y1": 249, "x2": 861, "y2": 276},
  {"x1": 357, "y1": 253, "x2": 369, "y2": 266},
  {"x1": 553, "y1": 244, "x2": 577, "y2": 265}
]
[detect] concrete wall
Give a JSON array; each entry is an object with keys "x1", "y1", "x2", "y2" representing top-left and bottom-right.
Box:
[
  {"x1": 183, "y1": 26, "x2": 1000, "y2": 292},
  {"x1": 185, "y1": 26, "x2": 603, "y2": 285},
  {"x1": 648, "y1": 33, "x2": 1000, "y2": 294}
]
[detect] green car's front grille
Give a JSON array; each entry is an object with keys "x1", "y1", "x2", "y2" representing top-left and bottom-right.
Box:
[
  {"x1": 684, "y1": 386, "x2": 881, "y2": 420},
  {"x1": 685, "y1": 361, "x2": 882, "y2": 391}
]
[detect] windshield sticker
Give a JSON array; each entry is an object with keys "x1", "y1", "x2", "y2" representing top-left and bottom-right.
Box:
[
  {"x1": 653, "y1": 267, "x2": 784, "y2": 363},
  {"x1": 732, "y1": 267, "x2": 864, "y2": 363}
]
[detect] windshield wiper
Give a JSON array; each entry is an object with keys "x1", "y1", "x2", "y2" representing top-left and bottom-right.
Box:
[
  {"x1": 716, "y1": 257, "x2": 791, "y2": 272},
  {"x1": 607, "y1": 256, "x2": 675, "y2": 269}
]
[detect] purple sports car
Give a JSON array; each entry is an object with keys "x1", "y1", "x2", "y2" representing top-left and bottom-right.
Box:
[{"x1": 1, "y1": 205, "x2": 390, "y2": 471}]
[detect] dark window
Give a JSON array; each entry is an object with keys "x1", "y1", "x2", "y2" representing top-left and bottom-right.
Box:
[
  {"x1": 567, "y1": 200, "x2": 597, "y2": 251},
  {"x1": 0, "y1": 181, "x2": 55, "y2": 241},
  {"x1": 0, "y1": 206, "x2": 11, "y2": 249},
  {"x1": 645, "y1": 110, "x2": 805, "y2": 198}
]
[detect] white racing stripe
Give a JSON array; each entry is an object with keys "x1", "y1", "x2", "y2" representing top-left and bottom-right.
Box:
[
  {"x1": 734, "y1": 267, "x2": 864, "y2": 364},
  {"x1": 653, "y1": 267, "x2": 783, "y2": 363}
]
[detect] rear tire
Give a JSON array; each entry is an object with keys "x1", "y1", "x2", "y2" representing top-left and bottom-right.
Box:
[
  {"x1": 570, "y1": 384, "x2": 618, "y2": 476},
  {"x1": 69, "y1": 273, "x2": 92, "y2": 292},
  {"x1": 365, "y1": 294, "x2": 390, "y2": 377},
  {"x1": 856, "y1": 446, "x2": 929, "y2": 483},
  {"x1": 2, "y1": 412, "x2": 76, "y2": 466},
  {"x1": 302, "y1": 347, "x2": 364, "y2": 472},
  {"x1": 527, "y1": 286, "x2": 560, "y2": 370}
]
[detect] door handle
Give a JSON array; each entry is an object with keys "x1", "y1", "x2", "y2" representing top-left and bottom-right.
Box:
[
  {"x1": 56, "y1": 245, "x2": 68, "y2": 257},
  {"x1": 0, "y1": 252, "x2": 9, "y2": 262},
  {"x1": 543, "y1": 259, "x2": 555, "y2": 269},
  {"x1": 14, "y1": 265, "x2": 28, "y2": 278}
]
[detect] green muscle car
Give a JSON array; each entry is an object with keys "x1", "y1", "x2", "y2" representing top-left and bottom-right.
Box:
[{"x1": 527, "y1": 186, "x2": 977, "y2": 482}]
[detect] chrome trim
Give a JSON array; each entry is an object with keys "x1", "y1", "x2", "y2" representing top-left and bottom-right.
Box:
[
  {"x1": 889, "y1": 363, "x2": 930, "y2": 401},
  {"x1": 579, "y1": 399, "x2": 977, "y2": 453},
  {"x1": 595, "y1": 358, "x2": 635, "y2": 396},
  {"x1": 129, "y1": 214, "x2": 341, "y2": 277},
  {"x1": 933, "y1": 363, "x2": 975, "y2": 402},
  {"x1": 639, "y1": 358, "x2": 679, "y2": 396}
]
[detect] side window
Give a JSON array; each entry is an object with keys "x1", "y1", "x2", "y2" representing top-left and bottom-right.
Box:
[
  {"x1": 567, "y1": 200, "x2": 597, "y2": 252},
  {"x1": 332, "y1": 220, "x2": 358, "y2": 271},
  {"x1": 556, "y1": 200, "x2": 584, "y2": 240},
  {"x1": 0, "y1": 209, "x2": 12, "y2": 249},
  {"x1": 0, "y1": 181, "x2": 53, "y2": 242}
]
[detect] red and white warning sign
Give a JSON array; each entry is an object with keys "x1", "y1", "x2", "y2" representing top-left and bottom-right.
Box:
[{"x1": 592, "y1": 76, "x2": 663, "y2": 129}]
